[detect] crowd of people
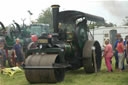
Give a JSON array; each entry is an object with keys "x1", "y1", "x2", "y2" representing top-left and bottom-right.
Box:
[
  {"x1": 0, "y1": 38, "x2": 24, "y2": 70},
  {"x1": 104, "y1": 34, "x2": 128, "y2": 72}
]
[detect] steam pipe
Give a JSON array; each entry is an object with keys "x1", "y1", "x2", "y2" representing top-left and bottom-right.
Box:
[
  {"x1": 0, "y1": 21, "x2": 6, "y2": 30},
  {"x1": 13, "y1": 20, "x2": 21, "y2": 33}
]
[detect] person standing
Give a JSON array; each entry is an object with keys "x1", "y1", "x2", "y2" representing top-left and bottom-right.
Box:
[
  {"x1": 0, "y1": 46, "x2": 6, "y2": 69},
  {"x1": 116, "y1": 38, "x2": 124, "y2": 72},
  {"x1": 0, "y1": 46, "x2": 3, "y2": 69},
  {"x1": 104, "y1": 40, "x2": 113, "y2": 72},
  {"x1": 121, "y1": 36, "x2": 128, "y2": 70},
  {"x1": 13, "y1": 38, "x2": 24, "y2": 67},
  {"x1": 114, "y1": 34, "x2": 121, "y2": 69},
  {"x1": 0, "y1": 38, "x2": 6, "y2": 69},
  {"x1": 124, "y1": 35, "x2": 128, "y2": 64}
]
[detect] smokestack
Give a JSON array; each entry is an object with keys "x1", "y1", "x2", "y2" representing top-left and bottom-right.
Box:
[{"x1": 51, "y1": 5, "x2": 60, "y2": 33}]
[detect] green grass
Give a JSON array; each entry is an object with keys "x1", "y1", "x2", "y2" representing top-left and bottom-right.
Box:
[{"x1": 1, "y1": 58, "x2": 128, "y2": 85}]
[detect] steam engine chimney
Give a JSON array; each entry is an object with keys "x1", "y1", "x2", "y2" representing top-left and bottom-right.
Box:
[{"x1": 51, "y1": 5, "x2": 60, "y2": 33}]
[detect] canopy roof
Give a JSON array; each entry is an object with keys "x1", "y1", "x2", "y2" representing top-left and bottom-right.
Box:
[{"x1": 58, "y1": 10, "x2": 105, "y2": 24}]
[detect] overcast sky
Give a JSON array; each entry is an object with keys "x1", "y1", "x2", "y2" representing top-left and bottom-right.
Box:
[{"x1": 0, "y1": 0, "x2": 128, "y2": 26}]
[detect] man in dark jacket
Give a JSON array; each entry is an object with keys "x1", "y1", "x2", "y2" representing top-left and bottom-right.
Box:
[{"x1": 13, "y1": 38, "x2": 24, "y2": 67}]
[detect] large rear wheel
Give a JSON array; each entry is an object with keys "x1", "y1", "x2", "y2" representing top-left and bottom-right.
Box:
[{"x1": 83, "y1": 40, "x2": 102, "y2": 73}]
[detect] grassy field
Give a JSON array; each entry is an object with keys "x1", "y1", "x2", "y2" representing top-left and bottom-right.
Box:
[{"x1": 0, "y1": 58, "x2": 128, "y2": 85}]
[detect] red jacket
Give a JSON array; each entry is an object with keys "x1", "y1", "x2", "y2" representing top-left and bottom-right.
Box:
[{"x1": 117, "y1": 42, "x2": 124, "y2": 53}]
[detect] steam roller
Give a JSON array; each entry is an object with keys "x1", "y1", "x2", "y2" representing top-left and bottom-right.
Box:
[
  {"x1": 24, "y1": 5, "x2": 105, "y2": 83},
  {"x1": 25, "y1": 54, "x2": 65, "y2": 83}
]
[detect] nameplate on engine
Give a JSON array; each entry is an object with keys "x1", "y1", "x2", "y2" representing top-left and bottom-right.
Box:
[{"x1": 38, "y1": 39, "x2": 48, "y2": 43}]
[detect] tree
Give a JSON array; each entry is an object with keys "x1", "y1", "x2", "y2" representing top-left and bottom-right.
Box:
[
  {"x1": 123, "y1": 16, "x2": 128, "y2": 26},
  {"x1": 104, "y1": 22, "x2": 116, "y2": 27},
  {"x1": 37, "y1": 7, "x2": 53, "y2": 31},
  {"x1": 88, "y1": 21, "x2": 116, "y2": 29}
]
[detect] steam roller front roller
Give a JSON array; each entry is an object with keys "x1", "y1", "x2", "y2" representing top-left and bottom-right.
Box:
[
  {"x1": 24, "y1": 53, "x2": 65, "y2": 83},
  {"x1": 83, "y1": 40, "x2": 102, "y2": 73}
]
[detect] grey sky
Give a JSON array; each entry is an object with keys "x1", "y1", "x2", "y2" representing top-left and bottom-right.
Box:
[{"x1": 0, "y1": 0, "x2": 127, "y2": 26}]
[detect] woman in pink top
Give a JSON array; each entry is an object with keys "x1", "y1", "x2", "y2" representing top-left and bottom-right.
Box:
[
  {"x1": 104, "y1": 40, "x2": 113, "y2": 72},
  {"x1": 117, "y1": 38, "x2": 124, "y2": 72}
]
